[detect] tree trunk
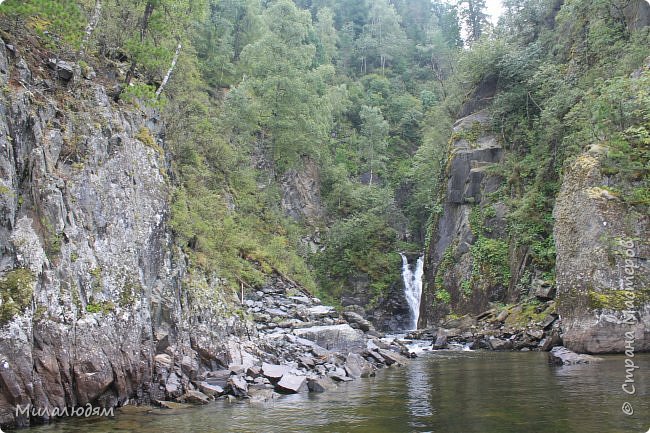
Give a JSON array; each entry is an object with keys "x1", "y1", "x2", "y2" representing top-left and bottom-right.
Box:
[
  {"x1": 156, "y1": 42, "x2": 182, "y2": 98},
  {"x1": 79, "y1": 0, "x2": 102, "y2": 56}
]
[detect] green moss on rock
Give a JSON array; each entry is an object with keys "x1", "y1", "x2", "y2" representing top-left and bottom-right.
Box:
[{"x1": 0, "y1": 268, "x2": 35, "y2": 324}]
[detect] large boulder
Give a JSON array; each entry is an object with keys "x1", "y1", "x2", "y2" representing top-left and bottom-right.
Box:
[
  {"x1": 554, "y1": 152, "x2": 650, "y2": 353},
  {"x1": 293, "y1": 324, "x2": 365, "y2": 352},
  {"x1": 261, "y1": 363, "x2": 291, "y2": 382},
  {"x1": 307, "y1": 377, "x2": 336, "y2": 393},
  {"x1": 178, "y1": 390, "x2": 210, "y2": 405},
  {"x1": 275, "y1": 374, "x2": 306, "y2": 394}
]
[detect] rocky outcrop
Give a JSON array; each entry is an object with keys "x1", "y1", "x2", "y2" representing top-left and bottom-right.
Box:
[
  {"x1": 280, "y1": 157, "x2": 324, "y2": 224},
  {"x1": 419, "y1": 110, "x2": 508, "y2": 327},
  {"x1": 553, "y1": 150, "x2": 650, "y2": 353}
]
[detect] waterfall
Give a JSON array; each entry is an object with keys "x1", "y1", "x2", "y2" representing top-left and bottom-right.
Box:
[{"x1": 400, "y1": 253, "x2": 424, "y2": 330}]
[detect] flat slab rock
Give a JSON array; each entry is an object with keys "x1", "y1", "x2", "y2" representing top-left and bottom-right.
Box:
[
  {"x1": 276, "y1": 374, "x2": 306, "y2": 393},
  {"x1": 262, "y1": 362, "x2": 292, "y2": 380},
  {"x1": 549, "y1": 346, "x2": 602, "y2": 365}
]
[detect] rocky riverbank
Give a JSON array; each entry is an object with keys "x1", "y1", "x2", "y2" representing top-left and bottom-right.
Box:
[
  {"x1": 0, "y1": 33, "x2": 411, "y2": 428},
  {"x1": 156, "y1": 276, "x2": 412, "y2": 407},
  {"x1": 408, "y1": 297, "x2": 562, "y2": 352}
]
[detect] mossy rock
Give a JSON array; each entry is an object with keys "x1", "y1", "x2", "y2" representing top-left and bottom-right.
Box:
[
  {"x1": 0, "y1": 268, "x2": 35, "y2": 324},
  {"x1": 85, "y1": 301, "x2": 115, "y2": 315},
  {"x1": 136, "y1": 127, "x2": 164, "y2": 156},
  {"x1": 587, "y1": 289, "x2": 648, "y2": 310},
  {"x1": 504, "y1": 300, "x2": 553, "y2": 328}
]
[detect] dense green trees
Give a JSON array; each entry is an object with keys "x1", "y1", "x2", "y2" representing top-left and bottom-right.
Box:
[{"x1": 4, "y1": 0, "x2": 646, "y2": 309}]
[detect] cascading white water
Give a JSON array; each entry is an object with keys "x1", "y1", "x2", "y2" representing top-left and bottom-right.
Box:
[{"x1": 400, "y1": 253, "x2": 424, "y2": 330}]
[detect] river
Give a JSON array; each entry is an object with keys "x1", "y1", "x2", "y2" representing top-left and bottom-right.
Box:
[{"x1": 25, "y1": 350, "x2": 649, "y2": 433}]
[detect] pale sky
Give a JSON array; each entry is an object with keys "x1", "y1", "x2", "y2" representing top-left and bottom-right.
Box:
[{"x1": 485, "y1": 0, "x2": 504, "y2": 24}]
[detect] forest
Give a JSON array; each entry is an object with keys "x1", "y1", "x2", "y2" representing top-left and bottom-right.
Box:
[{"x1": 1, "y1": 0, "x2": 648, "y2": 310}]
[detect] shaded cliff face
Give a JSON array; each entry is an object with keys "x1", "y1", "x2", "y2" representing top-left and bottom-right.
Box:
[
  {"x1": 0, "y1": 39, "x2": 247, "y2": 426},
  {"x1": 553, "y1": 151, "x2": 649, "y2": 353},
  {"x1": 419, "y1": 110, "x2": 507, "y2": 328}
]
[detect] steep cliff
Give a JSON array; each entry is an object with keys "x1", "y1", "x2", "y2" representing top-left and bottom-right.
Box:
[{"x1": 0, "y1": 36, "x2": 252, "y2": 426}]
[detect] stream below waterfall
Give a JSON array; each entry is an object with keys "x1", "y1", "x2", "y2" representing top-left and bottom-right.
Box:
[{"x1": 22, "y1": 351, "x2": 650, "y2": 433}]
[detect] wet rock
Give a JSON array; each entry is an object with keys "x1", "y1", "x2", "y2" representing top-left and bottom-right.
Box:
[
  {"x1": 307, "y1": 377, "x2": 336, "y2": 393},
  {"x1": 488, "y1": 338, "x2": 513, "y2": 351},
  {"x1": 155, "y1": 401, "x2": 191, "y2": 410},
  {"x1": 345, "y1": 353, "x2": 374, "y2": 378},
  {"x1": 179, "y1": 390, "x2": 210, "y2": 405},
  {"x1": 227, "y1": 375, "x2": 249, "y2": 397},
  {"x1": 329, "y1": 373, "x2": 353, "y2": 382},
  {"x1": 539, "y1": 330, "x2": 563, "y2": 352},
  {"x1": 366, "y1": 350, "x2": 385, "y2": 364},
  {"x1": 198, "y1": 382, "x2": 224, "y2": 397},
  {"x1": 276, "y1": 374, "x2": 306, "y2": 393},
  {"x1": 377, "y1": 349, "x2": 409, "y2": 366},
  {"x1": 432, "y1": 334, "x2": 448, "y2": 349},
  {"x1": 249, "y1": 387, "x2": 278, "y2": 403},
  {"x1": 549, "y1": 347, "x2": 602, "y2": 365}
]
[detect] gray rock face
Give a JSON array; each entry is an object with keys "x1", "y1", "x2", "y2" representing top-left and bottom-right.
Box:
[
  {"x1": 47, "y1": 58, "x2": 76, "y2": 81},
  {"x1": 420, "y1": 110, "x2": 508, "y2": 326},
  {"x1": 553, "y1": 151, "x2": 650, "y2": 353},
  {"x1": 280, "y1": 157, "x2": 324, "y2": 223},
  {"x1": 0, "y1": 36, "x2": 412, "y2": 428},
  {"x1": 0, "y1": 39, "x2": 248, "y2": 427}
]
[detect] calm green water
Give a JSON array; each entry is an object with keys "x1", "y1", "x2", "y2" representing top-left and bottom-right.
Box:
[{"x1": 23, "y1": 351, "x2": 650, "y2": 433}]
